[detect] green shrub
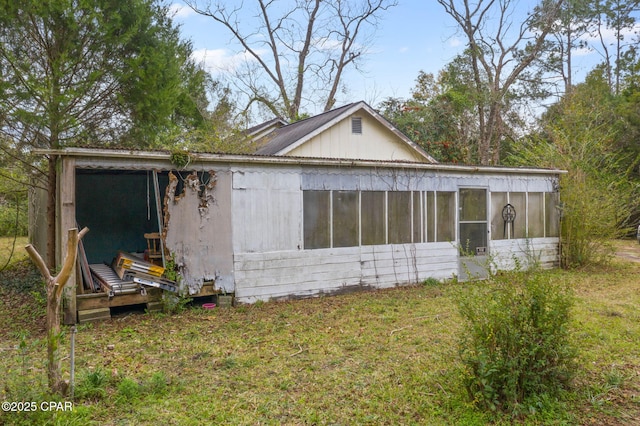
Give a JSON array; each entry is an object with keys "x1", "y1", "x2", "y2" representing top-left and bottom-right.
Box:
[
  {"x1": 75, "y1": 368, "x2": 108, "y2": 401},
  {"x1": 455, "y1": 270, "x2": 576, "y2": 416},
  {"x1": 422, "y1": 277, "x2": 440, "y2": 286},
  {"x1": 146, "y1": 371, "x2": 168, "y2": 396},
  {"x1": 162, "y1": 292, "x2": 191, "y2": 314},
  {"x1": 117, "y1": 377, "x2": 140, "y2": 401},
  {"x1": 0, "y1": 197, "x2": 28, "y2": 237}
]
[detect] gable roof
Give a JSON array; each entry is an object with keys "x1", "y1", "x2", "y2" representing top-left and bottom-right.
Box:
[
  {"x1": 245, "y1": 117, "x2": 288, "y2": 140},
  {"x1": 253, "y1": 101, "x2": 437, "y2": 163}
]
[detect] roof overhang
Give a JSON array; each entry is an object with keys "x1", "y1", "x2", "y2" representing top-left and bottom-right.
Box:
[{"x1": 37, "y1": 147, "x2": 567, "y2": 176}]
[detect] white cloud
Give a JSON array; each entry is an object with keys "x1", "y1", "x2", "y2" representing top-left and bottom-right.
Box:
[
  {"x1": 572, "y1": 46, "x2": 592, "y2": 57},
  {"x1": 399, "y1": 47, "x2": 409, "y2": 53},
  {"x1": 448, "y1": 37, "x2": 462, "y2": 48},
  {"x1": 191, "y1": 48, "x2": 258, "y2": 74},
  {"x1": 169, "y1": 3, "x2": 196, "y2": 19},
  {"x1": 311, "y1": 37, "x2": 344, "y2": 52},
  {"x1": 579, "y1": 23, "x2": 640, "y2": 46}
]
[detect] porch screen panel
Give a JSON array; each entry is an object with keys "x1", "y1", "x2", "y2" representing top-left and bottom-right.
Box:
[
  {"x1": 413, "y1": 191, "x2": 422, "y2": 243},
  {"x1": 303, "y1": 190, "x2": 330, "y2": 249},
  {"x1": 425, "y1": 191, "x2": 435, "y2": 242},
  {"x1": 333, "y1": 191, "x2": 359, "y2": 247},
  {"x1": 388, "y1": 191, "x2": 412, "y2": 244},
  {"x1": 361, "y1": 191, "x2": 386, "y2": 245},
  {"x1": 491, "y1": 192, "x2": 508, "y2": 240},
  {"x1": 528, "y1": 192, "x2": 544, "y2": 238},
  {"x1": 459, "y1": 188, "x2": 486, "y2": 221},
  {"x1": 545, "y1": 192, "x2": 560, "y2": 237},
  {"x1": 436, "y1": 192, "x2": 455, "y2": 242},
  {"x1": 510, "y1": 192, "x2": 526, "y2": 238}
]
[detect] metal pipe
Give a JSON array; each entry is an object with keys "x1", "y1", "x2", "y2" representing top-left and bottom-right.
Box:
[
  {"x1": 70, "y1": 325, "x2": 76, "y2": 400},
  {"x1": 152, "y1": 170, "x2": 166, "y2": 268}
]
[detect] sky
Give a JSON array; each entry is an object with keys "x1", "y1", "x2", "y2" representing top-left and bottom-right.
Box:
[{"x1": 168, "y1": 0, "x2": 633, "y2": 117}]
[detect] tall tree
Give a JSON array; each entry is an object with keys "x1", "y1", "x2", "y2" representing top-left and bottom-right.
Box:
[
  {"x1": 590, "y1": 0, "x2": 640, "y2": 94},
  {"x1": 508, "y1": 68, "x2": 637, "y2": 267},
  {"x1": 436, "y1": 0, "x2": 564, "y2": 165},
  {"x1": 0, "y1": 0, "x2": 209, "y2": 268},
  {"x1": 183, "y1": 0, "x2": 397, "y2": 121},
  {"x1": 535, "y1": 0, "x2": 594, "y2": 95},
  {"x1": 380, "y1": 65, "x2": 479, "y2": 164}
]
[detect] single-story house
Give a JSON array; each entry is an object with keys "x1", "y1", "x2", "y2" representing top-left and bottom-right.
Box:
[{"x1": 30, "y1": 101, "x2": 565, "y2": 323}]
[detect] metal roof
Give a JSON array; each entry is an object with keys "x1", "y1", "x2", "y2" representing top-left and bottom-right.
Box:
[{"x1": 36, "y1": 147, "x2": 566, "y2": 176}]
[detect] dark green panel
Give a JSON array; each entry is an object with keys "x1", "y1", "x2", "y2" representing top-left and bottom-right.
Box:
[
  {"x1": 361, "y1": 191, "x2": 385, "y2": 245},
  {"x1": 332, "y1": 191, "x2": 359, "y2": 248},
  {"x1": 75, "y1": 170, "x2": 168, "y2": 264},
  {"x1": 303, "y1": 190, "x2": 330, "y2": 249}
]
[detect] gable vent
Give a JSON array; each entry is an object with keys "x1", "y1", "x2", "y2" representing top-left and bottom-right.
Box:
[{"x1": 351, "y1": 117, "x2": 362, "y2": 135}]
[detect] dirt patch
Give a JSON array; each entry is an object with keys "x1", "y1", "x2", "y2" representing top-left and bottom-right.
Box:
[{"x1": 613, "y1": 239, "x2": 640, "y2": 262}]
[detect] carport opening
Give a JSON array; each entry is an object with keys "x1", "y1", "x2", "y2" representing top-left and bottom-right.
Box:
[{"x1": 75, "y1": 169, "x2": 169, "y2": 264}]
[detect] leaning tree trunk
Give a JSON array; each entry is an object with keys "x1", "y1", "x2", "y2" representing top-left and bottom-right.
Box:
[{"x1": 25, "y1": 227, "x2": 88, "y2": 395}]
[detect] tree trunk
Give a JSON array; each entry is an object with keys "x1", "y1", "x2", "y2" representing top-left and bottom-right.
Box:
[
  {"x1": 26, "y1": 227, "x2": 88, "y2": 395},
  {"x1": 46, "y1": 155, "x2": 57, "y2": 269},
  {"x1": 46, "y1": 281, "x2": 65, "y2": 394}
]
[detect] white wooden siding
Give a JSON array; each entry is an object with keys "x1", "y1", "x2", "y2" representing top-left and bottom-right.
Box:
[
  {"x1": 234, "y1": 242, "x2": 458, "y2": 303},
  {"x1": 287, "y1": 114, "x2": 425, "y2": 162},
  {"x1": 491, "y1": 238, "x2": 560, "y2": 270},
  {"x1": 234, "y1": 238, "x2": 558, "y2": 303},
  {"x1": 229, "y1": 165, "x2": 560, "y2": 303},
  {"x1": 232, "y1": 168, "x2": 303, "y2": 253}
]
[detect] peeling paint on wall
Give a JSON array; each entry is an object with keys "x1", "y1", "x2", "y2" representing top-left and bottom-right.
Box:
[{"x1": 163, "y1": 171, "x2": 222, "y2": 295}]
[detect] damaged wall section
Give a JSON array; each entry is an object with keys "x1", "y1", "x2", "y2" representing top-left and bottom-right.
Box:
[{"x1": 164, "y1": 168, "x2": 234, "y2": 295}]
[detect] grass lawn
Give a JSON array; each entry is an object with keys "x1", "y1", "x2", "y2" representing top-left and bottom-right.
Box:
[
  {"x1": 0, "y1": 235, "x2": 28, "y2": 269},
  {"x1": 0, "y1": 240, "x2": 639, "y2": 425}
]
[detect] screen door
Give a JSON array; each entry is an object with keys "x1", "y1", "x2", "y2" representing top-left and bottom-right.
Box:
[{"x1": 458, "y1": 188, "x2": 489, "y2": 280}]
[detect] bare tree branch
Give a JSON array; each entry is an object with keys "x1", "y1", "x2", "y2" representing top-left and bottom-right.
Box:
[
  {"x1": 185, "y1": 0, "x2": 397, "y2": 120},
  {"x1": 436, "y1": 0, "x2": 564, "y2": 165}
]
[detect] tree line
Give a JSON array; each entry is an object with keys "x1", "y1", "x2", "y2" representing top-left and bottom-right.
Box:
[{"x1": 380, "y1": 0, "x2": 640, "y2": 266}]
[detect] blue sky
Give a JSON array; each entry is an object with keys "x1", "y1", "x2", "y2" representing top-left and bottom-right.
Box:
[{"x1": 169, "y1": 1, "x2": 631, "y2": 115}]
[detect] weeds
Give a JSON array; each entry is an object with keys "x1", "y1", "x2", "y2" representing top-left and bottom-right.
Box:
[
  {"x1": 115, "y1": 372, "x2": 167, "y2": 401},
  {"x1": 455, "y1": 269, "x2": 577, "y2": 417},
  {"x1": 161, "y1": 292, "x2": 191, "y2": 314},
  {"x1": 75, "y1": 368, "x2": 108, "y2": 401},
  {"x1": 422, "y1": 277, "x2": 440, "y2": 286}
]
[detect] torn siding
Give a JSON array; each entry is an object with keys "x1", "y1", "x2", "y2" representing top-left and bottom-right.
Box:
[{"x1": 164, "y1": 170, "x2": 235, "y2": 295}]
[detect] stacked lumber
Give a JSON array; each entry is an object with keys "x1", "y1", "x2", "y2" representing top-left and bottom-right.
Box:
[
  {"x1": 113, "y1": 251, "x2": 165, "y2": 278},
  {"x1": 112, "y1": 252, "x2": 177, "y2": 293}
]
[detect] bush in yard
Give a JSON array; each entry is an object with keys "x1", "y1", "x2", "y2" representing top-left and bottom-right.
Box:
[{"x1": 455, "y1": 270, "x2": 576, "y2": 417}]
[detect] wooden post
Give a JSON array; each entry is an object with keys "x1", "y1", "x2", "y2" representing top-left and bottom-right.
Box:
[{"x1": 25, "y1": 227, "x2": 88, "y2": 395}]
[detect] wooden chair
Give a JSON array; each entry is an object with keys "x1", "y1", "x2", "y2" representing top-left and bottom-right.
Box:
[{"x1": 144, "y1": 232, "x2": 166, "y2": 265}]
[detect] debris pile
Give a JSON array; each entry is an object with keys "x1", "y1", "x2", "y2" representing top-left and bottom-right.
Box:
[{"x1": 82, "y1": 251, "x2": 177, "y2": 298}]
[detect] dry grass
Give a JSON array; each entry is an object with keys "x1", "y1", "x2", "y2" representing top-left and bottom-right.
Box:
[{"x1": 0, "y1": 240, "x2": 639, "y2": 425}]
